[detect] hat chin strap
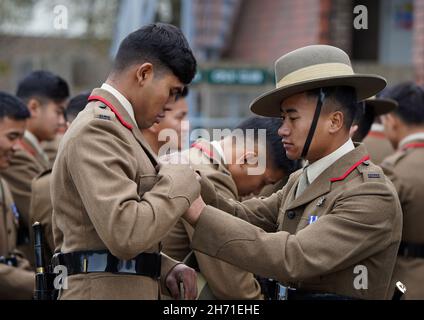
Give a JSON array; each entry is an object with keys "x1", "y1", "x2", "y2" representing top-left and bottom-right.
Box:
[{"x1": 301, "y1": 88, "x2": 326, "y2": 159}]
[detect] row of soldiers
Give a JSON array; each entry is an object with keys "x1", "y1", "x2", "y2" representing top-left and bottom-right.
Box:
[{"x1": 0, "y1": 22, "x2": 423, "y2": 300}]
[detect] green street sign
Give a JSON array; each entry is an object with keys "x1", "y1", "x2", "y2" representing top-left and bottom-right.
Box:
[{"x1": 207, "y1": 68, "x2": 269, "y2": 85}]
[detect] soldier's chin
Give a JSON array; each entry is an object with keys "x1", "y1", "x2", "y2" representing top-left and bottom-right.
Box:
[{"x1": 285, "y1": 149, "x2": 299, "y2": 160}]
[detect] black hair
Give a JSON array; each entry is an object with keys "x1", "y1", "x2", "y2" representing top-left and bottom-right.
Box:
[
  {"x1": 16, "y1": 70, "x2": 70, "y2": 103},
  {"x1": 235, "y1": 116, "x2": 300, "y2": 174},
  {"x1": 352, "y1": 101, "x2": 375, "y2": 142},
  {"x1": 0, "y1": 91, "x2": 31, "y2": 120},
  {"x1": 306, "y1": 86, "x2": 357, "y2": 129},
  {"x1": 383, "y1": 82, "x2": 424, "y2": 125},
  {"x1": 65, "y1": 92, "x2": 90, "y2": 122},
  {"x1": 113, "y1": 23, "x2": 197, "y2": 85}
]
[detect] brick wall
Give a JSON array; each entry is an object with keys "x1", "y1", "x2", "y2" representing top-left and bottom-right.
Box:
[
  {"x1": 327, "y1": 0, "x2": 353, "y2": 55},
  {"x1": 413, "y1": 0, "x2": 424, "y2": 85},
  {"x1": 225, "y1": 0, "x2": 322, "y2": 66}
]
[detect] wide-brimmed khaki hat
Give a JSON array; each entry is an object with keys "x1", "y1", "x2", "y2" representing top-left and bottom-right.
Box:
[
  {"x1": 364, "y1": 96, "x2": 398, "y2": 116},
  {"x1": 250, "y1": 45, "x2": 387, "y2": 117}
]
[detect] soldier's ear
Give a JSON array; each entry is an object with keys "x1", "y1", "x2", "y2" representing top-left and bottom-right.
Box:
[
  {"x1": 136, "y1": 63, "x2": 154, "y2": 86},
  {"x1": 328, "y1": 111, "x2": 344, "y2": 134},
  {"x1": 27, "y1": 98, "x2": 42, "y2": 117},
  {"x1": 349, "y1": 124, "x2": 359, "y2": 138},
  {"x1": 239, "y1": 151, "x2": 259, "y2": 168}
]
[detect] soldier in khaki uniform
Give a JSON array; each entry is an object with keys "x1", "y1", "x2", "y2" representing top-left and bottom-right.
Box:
[
  {"x1": 161, "y1": 116, "x2": 292, "y2": 300},
  {"x1": 0, "y1": 92, "x2": 34, "y2": 299},
  {"x1": 29, "y1": 93, "x2": 90, "y2": 261},
  {"x1": 379, "y1": 82, "x2": 424, "y2": 299},
  {"x1": 0, "y1": 71, "x2": 69, "y2": 264},
  {"x1": 182, "y1": 45, "x2": 402, "y2": 300},
  {"x1": 51, "y1": 23, "x2": 200, "y2": 300},
  {"x1": 350, "y1": 97, "x2": 398, "y2": 143},
  {"x1": 41, "y1": 133, "x2": 64, "y2": 167},
  {"x1": 353, "y1": 97, "x2": 397, "y2": 164},
  {"x1": 363, "y1": 121, "x2": 395, "y2": 164}
]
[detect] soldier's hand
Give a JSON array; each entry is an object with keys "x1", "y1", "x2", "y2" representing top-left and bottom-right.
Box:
[
  {"x1": 182, "y1": 195, "x2": 206, "y2": 226},
  {"x1": 166, "y1": 263, "x2": 197, "y2": 300},
  {"x1": 159, "y1": 151, "x2": 190, "y2": 165}
]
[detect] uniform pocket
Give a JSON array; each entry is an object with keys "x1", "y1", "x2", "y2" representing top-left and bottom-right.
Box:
[{"x1": 137, "y1": 174, "x2": 159, "y2": 197}]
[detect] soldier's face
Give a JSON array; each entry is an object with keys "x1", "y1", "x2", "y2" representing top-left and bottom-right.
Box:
[
  {"x1": 278, "y1": 92, "x2": 328, "y2": 162},
  {"x1": 0, "y1": 117, "x2": 26, "y2": 169},
  {"x1": 31, "y1": 98, "x2": 66, "y2": 142},
  {"x1": 134, "y1": 66, "x2": 185, "y2": 129},
  {"x1": 151, "y1": 98, "x2": 189, "y2": 151},
  {"x1": 381, "y1": 113, "x2": 400, "y2": 149},
  {"x1": 230, "y1": 164, "x2": 284, "y2": 197}
]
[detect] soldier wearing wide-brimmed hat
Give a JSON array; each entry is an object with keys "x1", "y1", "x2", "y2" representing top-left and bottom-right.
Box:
[{"x1": 181, "y1": 45, "x2": 403, "y2": 300}]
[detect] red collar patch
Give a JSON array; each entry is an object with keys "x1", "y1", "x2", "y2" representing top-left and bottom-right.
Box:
[
  {"x1": 18, "y1": 139, "x2": 36, "y2": 157},
  {"x1": 401, "y1": 142, "x2": 424, "y2": 151},
  {"x1": 191, "y1": 142, "x2": 214, "y2": 159},
  {"x1": 88, "y1": 95, "x2": 133, "y2": 130},
  {"x1": 330, "y1": 155, "x2": 370, "y2": 182},
  {"x1": 366, "y1": 131, "x2": 386, "y2": 139}
]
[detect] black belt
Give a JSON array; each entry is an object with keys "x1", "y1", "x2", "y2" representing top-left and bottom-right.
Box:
[
  {"x1": 398, "y1": 242, "x2": 424, "y2": 258},
  {"x1": 275, "y1": 283, "x2": 359, "y2": 300},
  {"x1": 288, "y1": 290, "x2": 358, "y2": 300},
  {"x1": 0, "y1": 255, "x2": 18, "y2": 267},
  {"x1": 52, "y1": 250, "x2": 161, "y2": 279}
]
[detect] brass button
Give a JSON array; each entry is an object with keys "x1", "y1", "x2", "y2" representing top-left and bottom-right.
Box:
[{"x1": 287, "y1": 211, "x2": 296, "y2": 219}]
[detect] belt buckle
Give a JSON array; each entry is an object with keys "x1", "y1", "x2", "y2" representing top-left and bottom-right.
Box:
[{"x1": 276, "y1": 283, "x2": 289, "y2": 300}]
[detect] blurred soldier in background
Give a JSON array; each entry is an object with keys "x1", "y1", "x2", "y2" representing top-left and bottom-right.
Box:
[
  {"x1": 0, "y1": 92, "x2": 34, "y2": 300},
  {"x1": 361, "y1": 97, "x2": 396, "y2": 164},
  {"x1": 162, "y1": 116, "x2": 291, "y2": 299},
  {"x1": 0, "y1": 71, "x2": 69, "y2": 265},
  {"x1": 350, "y1": 97, "x2": 398, "y2": 145},
  {"x1": 380, "y1": 82, "x2": 424, "y2": 299},
  {"x1": 29, "y1": 92, "x2": 89, "y2": 262}
]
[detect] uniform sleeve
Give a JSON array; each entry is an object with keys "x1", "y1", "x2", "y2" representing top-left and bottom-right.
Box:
[
  {"x1": 29, "y1": 176, "x2": 55, "y2": 257},
  {"x1": 0, "y1": 263, "x2": 34, "y2": 300},
  {"x1": 380, "y1": 161, "x2": 412, "y2": 209},
  {"x1": 164, "y1": 216, "x2": 262, "y2": 299},
  {"x1": 198, "y1": 172, "x2": 282, "y2": 232},
  {"x1": 191, "y1": 182, "x2": 399, "y2": 283},
  {"x1": 159, "y1": 252, "x2": 182, "y2": 297},
  {"x1": 66, "y1": 119, "x2": 200, "y2": 260},
  {"x1": 161, "y1": 219, "x2": 192, "y2": 262},
  {"x1": 194, "y1": 248, "x2": 263, "y2": 300},
  {"x1": 1, "y1": 150, "x2": 41, "y2": 228}
]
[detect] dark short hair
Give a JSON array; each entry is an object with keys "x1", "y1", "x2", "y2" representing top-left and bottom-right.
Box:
[
  {"x1": 0, "y1": 91, "x2": 31, "y2": 120},
  {"x1": 65, "y1": 92, "x2": 90, "y2": 122},
  {"x1": 352, "y1": 102, "x2": 374, "y2": 142},
  {"x1": 306, "y1": 86, "x2": 358, "y2": 129},
  {"x1": 113, "y1": 23, "x2": 197, "y2": 85},
  {"x1": 383, "y1": 82, "x2": 424, "y2": 125},
  {"x1": 235, "y1": 116, "x2": 300, "y2": 174},
  {"x1": 16, "y1": 70, "x2": 70, "y2": 103}
]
